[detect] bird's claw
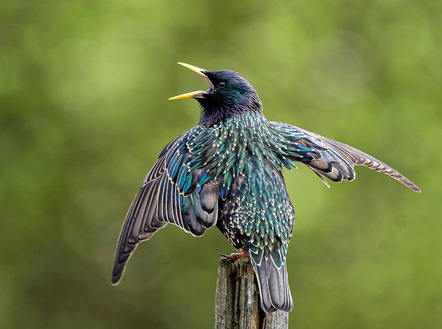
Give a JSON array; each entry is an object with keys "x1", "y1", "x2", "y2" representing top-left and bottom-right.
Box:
[{"x1": 219, "y1": 248, "x2": 248, "y2": 261}]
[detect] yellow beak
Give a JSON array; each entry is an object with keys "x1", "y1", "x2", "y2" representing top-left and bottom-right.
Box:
[{"x1": 168, "y1": 62, "x2": 212, "y2": 100}]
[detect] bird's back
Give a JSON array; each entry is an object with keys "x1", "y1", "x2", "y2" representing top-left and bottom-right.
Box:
[{"x1": 214, "y1": 112, "x2": 299, "y2": 312}]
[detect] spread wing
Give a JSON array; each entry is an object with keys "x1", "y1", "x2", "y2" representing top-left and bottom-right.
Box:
[
  {"x1": 112, "y1": 128, "x2": 220, "y2": 285},
  {"x1": 272, "y1": 122, "x2": 421, "y2": 192}
]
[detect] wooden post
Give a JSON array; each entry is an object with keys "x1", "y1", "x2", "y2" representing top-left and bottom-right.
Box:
[{"x1": 215, "y1": 259, "x2": 289, "y2": 329}]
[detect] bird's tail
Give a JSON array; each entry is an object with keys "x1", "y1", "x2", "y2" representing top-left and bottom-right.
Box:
[{"x1": 250, "y1": 256, "x2": 293, "y2": 313}]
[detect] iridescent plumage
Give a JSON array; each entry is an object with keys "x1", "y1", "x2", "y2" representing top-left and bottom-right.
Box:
[{"x1": 112, "y1": 63, "x2": 420, "y2": 313}]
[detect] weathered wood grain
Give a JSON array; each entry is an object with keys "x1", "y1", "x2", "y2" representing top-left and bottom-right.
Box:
[{"x1": 215, "y1": 259, "x2": 289, "y2": 329}]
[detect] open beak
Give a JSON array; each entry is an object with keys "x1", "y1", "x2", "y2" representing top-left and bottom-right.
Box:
[{"x1": 168, "y1": 63, "x2": 212, "y2": 100}]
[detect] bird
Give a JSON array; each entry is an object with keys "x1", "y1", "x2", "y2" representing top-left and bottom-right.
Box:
[{"x1": 111, "y1": 62, "x2": 421, "y2": 313}]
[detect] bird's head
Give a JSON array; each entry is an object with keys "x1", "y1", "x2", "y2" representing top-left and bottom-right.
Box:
[{"x1": 169, "y1": 63, "x2": 262, "y2": 125}]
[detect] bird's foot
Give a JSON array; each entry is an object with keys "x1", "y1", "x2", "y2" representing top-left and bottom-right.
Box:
[{"x1": 220, "y1": 248, "x2": 248, "y2": 261}]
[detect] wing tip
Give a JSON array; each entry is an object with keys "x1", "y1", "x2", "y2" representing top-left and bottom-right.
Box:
[
  {"x1": 111, "y1": 277, "x2": 120, "y2": 286},
  {"x1": 111, "y1": 264, "x2": 124, "y2": 286},
  {"x1": 399, "y1": 176, "x2": 421, "y2": 193},
  {"x1": 410, "y1": 185, "x2": 422, "y2": 193},
  {"x1": 111, "y1": 245, "x2": 134, "y2": 287}
]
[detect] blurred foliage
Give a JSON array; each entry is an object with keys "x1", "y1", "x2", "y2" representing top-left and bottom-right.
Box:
[{"x1": 0, "y1": 0, "x2": 441, "y2": 328}]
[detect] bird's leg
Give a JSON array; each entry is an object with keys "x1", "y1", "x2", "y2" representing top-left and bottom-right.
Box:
[{"x1": 220, "y1": 248, "x2": 248, "y2": 261}]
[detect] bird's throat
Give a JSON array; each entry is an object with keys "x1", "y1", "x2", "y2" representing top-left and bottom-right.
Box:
[{"x1": 198, "y1": 99, "x2": 263, "y2": 126}]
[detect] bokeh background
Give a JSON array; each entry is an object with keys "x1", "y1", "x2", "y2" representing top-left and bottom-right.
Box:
[{"x1": 1, "y1": 0, "x2": 441, "y2": 328}]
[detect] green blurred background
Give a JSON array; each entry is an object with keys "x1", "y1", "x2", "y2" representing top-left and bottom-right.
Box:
[{"x1": 1, "y1": 0, "x2": 441, "y2": 328}]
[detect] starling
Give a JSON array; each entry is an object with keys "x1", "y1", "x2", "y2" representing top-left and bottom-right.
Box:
[{"x1": 111, "y1": 63, "x2": 421, "y2": 313}]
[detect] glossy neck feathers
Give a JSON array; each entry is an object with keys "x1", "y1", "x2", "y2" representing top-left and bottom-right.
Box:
[{"x1": 198, "y1": 92, "x2": 263, "y2": 126}]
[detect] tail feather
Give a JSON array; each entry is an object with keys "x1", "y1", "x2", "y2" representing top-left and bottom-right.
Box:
[{"x1": 250, "y1": 257, "x2": 293, "y2": 313}]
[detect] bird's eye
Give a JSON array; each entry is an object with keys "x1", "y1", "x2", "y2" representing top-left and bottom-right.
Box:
[{"x1": 218, "y1": 81, "x2": 226, "y2": 89}]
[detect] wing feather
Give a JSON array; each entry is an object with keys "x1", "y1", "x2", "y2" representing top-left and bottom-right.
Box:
[
  {"x1": 272, "y1": 122, "x2": 421, "y2": 192},
  {"x1": 112, "y1": 129, "x2": 220, "y2": 285}
]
